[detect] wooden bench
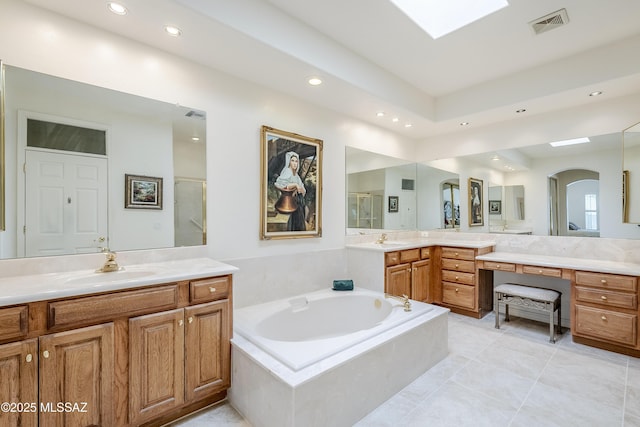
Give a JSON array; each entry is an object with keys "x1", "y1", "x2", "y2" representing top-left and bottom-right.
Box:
[{"x1": 494, "y1": 283, "x2": 561, "y2": 343}]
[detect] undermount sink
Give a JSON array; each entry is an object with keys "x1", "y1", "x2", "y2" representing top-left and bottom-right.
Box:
[
  {"x1": 375, "y1": 241, "x2": 409, "y2": 247},
  {"x1": 64, "y1": 269, "x2": 156, "y2": 285}
]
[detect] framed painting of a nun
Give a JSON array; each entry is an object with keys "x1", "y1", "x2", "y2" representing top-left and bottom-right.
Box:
[{"x1": 260, "y1": 125, "x2": 323, "y2": 239}]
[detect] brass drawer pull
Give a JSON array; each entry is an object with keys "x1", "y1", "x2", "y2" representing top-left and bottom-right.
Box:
[
  {"x1": 601, "y1": 279, "x2": 607, "y2": 284},
  {"x1": 601, "y1": 295, "x2": 608, "y2": 301},
  {"x1": 178, "y1": 319, "x2": 184, "y2": 326},
  {"x1": 455, "y1": 264, "x2": 459, "y2": 268},
  {"x1": 188, "y1": 316, "x2": 194, "y2": 324},
  {"x1": 601, "y1": 315, "x2": 607, "y2": 321},
  {"x1": 496, "y1": 264, "x2": 500, "y2": 268},
  {"x1": 26, "y1": 354, "x2": 33, "y2": 363},
  {"x1": 538, "y1": 269, "x2": 543, "y2": 274},
  {"x1": 455, "y1": 288, "x2": 459, "y2": 293},
  {"x1": 209, "y1": 287, "x2": 217, "y2": 293}
]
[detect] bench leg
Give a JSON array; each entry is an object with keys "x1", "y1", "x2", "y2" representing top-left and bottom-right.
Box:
[
  {"x1": 557, "y1": 302, "x2": 562, "y2": 335},
  {"x1": 549, "y1": 307, "x2": 555, "y2": 343},
  {"x1": 494, "y1": 298, "x2": 500, "y2": 329},
  {"x1": 505, "y1": 303, "x2": 510, "y2": 322}
]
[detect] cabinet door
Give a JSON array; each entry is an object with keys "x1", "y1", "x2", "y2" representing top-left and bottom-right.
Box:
[
  {"x1": 0, "y1": 339, "x2": 38, "y2": 427},
  {"x1": 185, "y1": 300, "x2": 230, "y2": 401},
  {"x1": 129, "y1": 309, "x2": 184, "y2": 425},
  {"x1": 39, "y1": 323, "x2": 114, "y2": 427},
  {"x1": 386, "y1": 263, "x2": 411, "y2": 297},
  {"x1": 411, "y1": 259, "x2": 430, "y2": 302}
]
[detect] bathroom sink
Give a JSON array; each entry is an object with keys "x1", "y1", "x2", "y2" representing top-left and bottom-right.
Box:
[
  {"x1": 374, "y1": 241, "x2": 410, "y2": 247},
  {"x1": 64, "y1": 269, "x2": 156, "y2": 285}
]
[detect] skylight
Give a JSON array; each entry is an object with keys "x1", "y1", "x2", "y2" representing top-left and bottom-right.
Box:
[
  {"x1": 549, "y1": 137, "x2": 590, "y2": 147},
  {"x1": 389, "y1": 0, "x2": 509, "y2": 39}
]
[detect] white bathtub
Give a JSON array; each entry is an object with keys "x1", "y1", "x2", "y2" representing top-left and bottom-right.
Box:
[
  {"x1": 230, "y1": 288, "x2": 449, "y2": 427},
  {"x1": 234, "y1": 288, "x2": 433, "y2": 370}
]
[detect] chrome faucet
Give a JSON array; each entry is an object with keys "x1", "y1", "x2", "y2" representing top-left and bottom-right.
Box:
[
  {"x1": 384, "y1": 293, "x2": 412, "y2": 312},
  {"x1": 96, "y1": 249, "x2": 121, "y2": 273},
  {"x1": 376, "y1": 233, "x2": 388, "y2": 244}
]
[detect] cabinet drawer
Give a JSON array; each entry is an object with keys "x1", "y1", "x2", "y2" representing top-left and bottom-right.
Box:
[
  {"x1": 574, "y1": 305, "x2": 637, "y2": 347},
  {"x1": 441, "y1": 258, "x2": 476, "y2": 273},
  {"x1": 48, "y1": 284, "x2": 179, "y2": 329},
  {"x1": 420, "y1": 247, "x2": 431, "y2": 259},
  {"x1": 442, "y1": 283, "x2": 476, "y2": 310},
  {"x1": 575, "y1": 286, "x2": 637, "y2": 310},
  {"x1": 522, "y1": 265, "x2": 562, "y2": 278},
  {"x1": 0, "y1": 305, "x2": 29, "y2": 342},
  {"x1": 400, "y1": 249, "x2": 420, "y2": 263},
  {"x1": 385, "y1": 251, "x2": 400, "y2": 266},
  {"x1": 575, "y1": 271, "x2": 637, "y2": 292},
  {"x1": 441, "y1": 269, "x2": 475, "y2": 285},
  {"x1": 482, "y1": 261, "x2": 516, "y2": 272},
  {"x1": 441, "y1": 247, "x2": 475, "y2": 261},
  {"x1": 190, "y1": 276, "x2": 231, "y2": 304}
]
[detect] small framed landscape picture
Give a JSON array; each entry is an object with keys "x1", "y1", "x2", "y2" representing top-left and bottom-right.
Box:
[{"x1": 125, "y1": 174, "x2": 163, "y2": 209}]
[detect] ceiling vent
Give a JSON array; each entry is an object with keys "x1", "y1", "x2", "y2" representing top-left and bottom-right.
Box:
[{"x1": 529, "y1": 8, "x2": 569, "y2": 35}]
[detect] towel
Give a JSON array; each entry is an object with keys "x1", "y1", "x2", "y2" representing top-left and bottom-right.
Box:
[{"x1": 332, "y1": 279, "x2": 354, "y2": 291}]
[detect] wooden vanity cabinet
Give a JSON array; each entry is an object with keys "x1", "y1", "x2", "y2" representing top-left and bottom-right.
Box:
[
  {"x1": 572, "y1": 271, "x2": 639, "y2": 353},
  {"x1": 0, "y1": 273, "x2": 233, "y2": 427},
  {"x1": 385, "y1": 247, "x2": 431, "y2": 302},
  {"x1": 437, "y1": 245, "x2": 494, "y2": 318}
]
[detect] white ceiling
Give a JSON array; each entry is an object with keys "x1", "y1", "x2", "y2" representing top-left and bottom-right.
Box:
[{"x1": 22, "y1": 0, "x2": 640, "y2": 144}]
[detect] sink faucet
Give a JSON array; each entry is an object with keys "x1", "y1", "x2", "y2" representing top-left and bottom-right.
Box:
[
  {"x1": 384, "y1": 293, "x2": 412, "y2": 312},
  {"x1": 376, "y1": 233, "x2": 388, "y2": 244},
  {"x1": 96, "y1": 249, "x2": 121, "y2": 273}
]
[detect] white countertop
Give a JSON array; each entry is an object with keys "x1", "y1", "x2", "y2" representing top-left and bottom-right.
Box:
[
  {"x1": 346, "y1": 238, "x2": 496, "y2": 252},
  {"x1": 477, "y1": 251, "x2": 640, "y2": 276},
  {"x1": 0, "y1": 257, "x2": 238, "y2": 306}
]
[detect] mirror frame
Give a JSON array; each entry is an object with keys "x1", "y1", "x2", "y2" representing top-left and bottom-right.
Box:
[{"x1": 0, "y1": 60, "x2": 5, "y2": 231}]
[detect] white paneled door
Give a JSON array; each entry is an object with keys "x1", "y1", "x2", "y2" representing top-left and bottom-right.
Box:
[{"x1": 25, "y1": 150, "x2": 108, "y2": 257}]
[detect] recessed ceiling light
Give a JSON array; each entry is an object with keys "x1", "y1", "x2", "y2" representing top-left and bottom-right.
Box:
[
  {"x1": 516, "y1": 109, "x2": 526, "y2": 113},
  {"x1": 308, "y1": 77, "x2": 322, "y2": 86},
  {"x1": 164, "y1": 26, "x2": 182, "y2": 37},
  {"x1": 392, "y1": 117, "x2": 399, "y2": 123},
  {"x1": 460, "y1": 122, "x2": 469, "y2": 126},
  {"x1": 549, "y1": 137, "x2": 590, "y2": 147},
  {"x1": 191, "y1": 137, "x2": 200, "y2": 142},
  {"x1": 389, "y1": 0, "x2": 508, "y2": 39},
  {"x1": 376, "y1": 112, "x2": 385, "y2": 117},
  {"x1": 589, "y1": 91, "x2": 603, "y2": 97},
  {"x1": 107, "y1": 2, "x2": 127, "y2": 15},
  {"x1": 404, "y1": 123, "x2": 412, "y2": 128}
]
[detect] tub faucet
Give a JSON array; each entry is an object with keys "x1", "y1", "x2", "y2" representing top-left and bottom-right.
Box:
[
  {"x1": 96, "y1": 249, "x2": 121, "y2": 273},
  {"x1": 376, "y1": 233, "x2": 387, "y2": 244},
  {"x1": 384, "y1": 293, "x2": 411, "y2": 312}
]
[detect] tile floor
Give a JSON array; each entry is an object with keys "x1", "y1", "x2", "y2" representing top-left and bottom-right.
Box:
[{"x1": 170, "y1": 312, "x2": 640, "y2": 427}]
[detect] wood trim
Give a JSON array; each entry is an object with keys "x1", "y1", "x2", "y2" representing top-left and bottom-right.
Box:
[{"x1": 0, "y1": 305, "x2": 28, "y2": 342}]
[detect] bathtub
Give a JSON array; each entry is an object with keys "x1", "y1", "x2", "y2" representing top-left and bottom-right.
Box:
[{"x1": 230, "y1": 288, "x2": 449, "y2": 427}]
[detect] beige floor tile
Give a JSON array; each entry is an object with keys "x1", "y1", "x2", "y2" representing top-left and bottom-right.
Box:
[
  {"x1": 451, "y1": 359, "x2": 535, "y2": 409},
  {"x1": 400, "y1": 381, "x2": 518, "y2": 427},
  {"x1": 512, "y1": 381, "x2": 623, "y2": 427},
  {"x1": 627, "y1": 384, "x2": 640, "y2": 420}
]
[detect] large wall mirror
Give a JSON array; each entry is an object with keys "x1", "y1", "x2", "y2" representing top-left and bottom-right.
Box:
[
  {"x1": 0, "y1": 64, "x2": 207, "y2": 259},
  {"x1": 623, "y1": 121, "x2": 640, "y2": 223},
  {"x1": 347, "y1": 129, "x2": 638, "y2": 239}
]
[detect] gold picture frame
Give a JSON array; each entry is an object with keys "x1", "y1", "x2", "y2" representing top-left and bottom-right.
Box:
[
  {"x1": 260, "y1": 125, "x2": 323, "y2": 239},
  {"x1": 468, "y1": 177, "x2": 484, "y2": 226}
]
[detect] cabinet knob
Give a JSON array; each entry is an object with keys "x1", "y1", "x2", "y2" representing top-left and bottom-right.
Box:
[
  {"x1": 455, "y1": 288, "x2": 459, "y2": 293},
  {"x1": 43, "y1": 350, "x2": 50, "y2": 359},
  {"x1": 178, "y1": 319, "x2": 184, "y2": 326},
  {"x1": 25, "y1": 354, "x2": 33, "y2": 363},
  {"x1": 601, "y1": 295, "x2": 608, "y2": 301},
  {"x1": 188, "y1": 316, "x2": 194, "y2": 324},
  {"x1": 455, "y1": 264, "x2": 459, "y2": 268},
  {"x1": 538, "y1": 270, "x2": 543, "y2": 274},
  {"x1": 454, "y1": 252, "x2": 459, "y2": 256},
  {"x1": 601, "y1": 315, "x2": 607, "y2": 321},
  {"x1": 601, "y1": 279, "x2": 607, "y2": 284},
  {"x1": 496, "y1": 264, "x2": 500, "y2": 268},
  {"x1": 209, "y1": 287, "x2": 217, "y2": 293},
  {"x1": 455, "y1": 276, "x2": 459, "y2": 280}
]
